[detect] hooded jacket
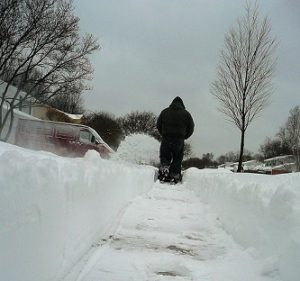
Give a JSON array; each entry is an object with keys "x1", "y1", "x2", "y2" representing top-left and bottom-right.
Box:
[{"x1": 156, "y1": 97, "x2": 194, "y2": 139}]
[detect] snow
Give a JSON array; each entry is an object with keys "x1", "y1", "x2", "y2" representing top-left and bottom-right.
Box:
[
  {"x1": 0, "y1": 137, "x2": 300, "y2": 281},
  {"x1": 64, "y1": 183, "x2": 282, "y2": 281},
  {"x1": 63, "y1": 112, "x2": 83, "y2": 120},
  {"x1": 0, "y1": 142, "x2": 154, "y2": 281},
  {"x1": 185, "y1": 169, "x2": 300, "y2": 281},
  {"x1": 112, "y1": 133, "x2": 160, "y2": 166}
]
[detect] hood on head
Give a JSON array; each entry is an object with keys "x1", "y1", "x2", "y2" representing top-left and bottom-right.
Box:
[{"x1": 170, "y1": 96, "x2": 185, "y2": 109}]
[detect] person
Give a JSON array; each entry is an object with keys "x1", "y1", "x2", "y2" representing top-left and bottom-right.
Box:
[{"x1": 156, "y1": 96, "x2": 194, "y2": 183}]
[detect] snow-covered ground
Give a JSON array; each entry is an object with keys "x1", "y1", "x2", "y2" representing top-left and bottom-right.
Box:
[
  {"x1": 0, "y1": 138, "x2": 300, "y2": 281},
  {"x1": 63, "y1": 181, "x2": 281, "y2": 281}
]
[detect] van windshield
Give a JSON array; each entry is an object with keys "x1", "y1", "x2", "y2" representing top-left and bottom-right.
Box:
[
  {"x1": 80, "y1": 130, "x2": 93, "y2": 143},
  {"x1": 88, "y1": 127, "x2": 114, "y2": 153},
  {"x1": 88, "y1": 127, "x2": 104, "y2": 143}
]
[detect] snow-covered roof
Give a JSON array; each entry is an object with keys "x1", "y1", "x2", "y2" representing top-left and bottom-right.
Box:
[
  {"x1": 264, "y1": 155, "x2": 294, "y2": 162},
  {"x1": 64, "y1": 113, "x2": 83, "y2": 120}
]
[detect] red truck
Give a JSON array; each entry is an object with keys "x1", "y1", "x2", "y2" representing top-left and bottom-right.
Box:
[{"x1": 14, "y1": 118, "x2": 113, "y2": 158}]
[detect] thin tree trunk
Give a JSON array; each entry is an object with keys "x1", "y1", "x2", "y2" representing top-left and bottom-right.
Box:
[
  {"x1": 238, "y1": 129, "x2": 245, "y2": 172},
  {"x1": 295, "y1": 148, "x2": 300, "y2": 172},
  {"x1": 3, "y1": 109, "x2": 14, "y2": 142}
]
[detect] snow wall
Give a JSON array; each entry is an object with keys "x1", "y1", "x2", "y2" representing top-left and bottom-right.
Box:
[
  {"x1": 0, "y1": 144, "x2": 154, "y2": 281},
  {"x1": 185, "y1": 168, "x2": 300, "y2": 281}
]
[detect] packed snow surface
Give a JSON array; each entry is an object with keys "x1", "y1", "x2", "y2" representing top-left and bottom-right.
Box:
[{"x1": 0, "y1": 140, "x2": 300, "y2": 281}]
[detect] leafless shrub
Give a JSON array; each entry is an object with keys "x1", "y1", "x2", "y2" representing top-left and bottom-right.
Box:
[
  {"x1": 83, "y1": 112, "x2": 124, "y2": 151},
  {"x1": 117, "y1": 111, "x2": 161, "y2": 141}
]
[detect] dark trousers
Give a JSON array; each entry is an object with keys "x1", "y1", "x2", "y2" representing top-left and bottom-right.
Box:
[{"x1": 159, "y1": 137, "x2": 184, "y2": 175}]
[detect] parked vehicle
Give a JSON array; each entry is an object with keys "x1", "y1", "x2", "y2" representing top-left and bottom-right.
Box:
[
  {"x1": 263, "y1": 155, "x2": 296, "y2": 174},
  {"x1": 14, "y1": 118, "x2": 113, "y2": 158}
]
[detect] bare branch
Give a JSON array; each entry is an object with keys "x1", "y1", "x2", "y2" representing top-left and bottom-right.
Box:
[{"x1": 0, "y1": 0, "x2": 100, "y2": 139}]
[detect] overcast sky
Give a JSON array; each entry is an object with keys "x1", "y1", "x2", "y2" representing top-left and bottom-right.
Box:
[{"x1": 73, "y1": 0, "x2": 299, "y2": 157}]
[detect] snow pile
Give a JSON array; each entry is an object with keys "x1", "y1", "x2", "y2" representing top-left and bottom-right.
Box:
[
  {"x1": 0, "y1": 142, "x2": 154, "y2": 281},
  {"x1": 112, "y1": 133, "x2": 160, "y2": 166},
  {"x1": 1, "y1": 138, "x2": 300, "y2": 281},
  {"x1": 185, "y1": 169, "x2": 300, "y2": 281}
]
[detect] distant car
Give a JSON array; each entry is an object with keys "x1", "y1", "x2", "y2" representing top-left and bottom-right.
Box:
[{"x1": 14, "y1": 118, "x2": 113, "y2": 158}]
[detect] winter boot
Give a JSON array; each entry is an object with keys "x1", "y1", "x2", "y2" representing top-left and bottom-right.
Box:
[
  {"x1": 158, "y1": 166, "x2": 170, "y2": 182},
  {"x1": 169, "y1": 173, "x2": 182, "y2": 184}
]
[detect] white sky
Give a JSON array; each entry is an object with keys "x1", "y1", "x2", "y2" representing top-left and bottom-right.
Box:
[{"x1": 73, "y1": 0, "x2": 300, "y2": 157}]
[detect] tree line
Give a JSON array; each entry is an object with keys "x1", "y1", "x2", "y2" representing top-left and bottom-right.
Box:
[{"x1": 80, "y1": 106, "x2": 299, "y2": 171}]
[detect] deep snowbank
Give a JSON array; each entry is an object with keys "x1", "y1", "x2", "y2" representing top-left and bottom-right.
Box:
[
  {"x1": 0, "y1": 142, "x2": 154, "y2": 281},
  {"x1": 1, "y1": 137, "x2": 300, "y2": 281},
  {"x1": 185, "y1": 168, "x2": 300, "y2": 281}
]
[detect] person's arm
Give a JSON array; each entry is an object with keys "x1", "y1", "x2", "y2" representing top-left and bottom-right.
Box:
[
  {"x1": 185, "y1": 113, "x2": 194, "y2": 139},
  {"x1": 156, "y1": 112, "x2": 163, "y2": 135}
]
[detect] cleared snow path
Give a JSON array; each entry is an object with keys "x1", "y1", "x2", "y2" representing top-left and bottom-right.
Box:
[{"x1": 65, "y1": 181, "x2": 281, "y2": 281}]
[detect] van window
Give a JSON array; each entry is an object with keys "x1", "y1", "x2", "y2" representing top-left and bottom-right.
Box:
[
  {"x1": 20, "y1": 122, "x2": 53, "y2": 136},
  {"x1": 36, "y1": 126, "x2": 54, "y2": 136},
  {"x1": 80, "y1": 130, "x2": 93, "y2": 143},
  {"x1": 56, "y1": 125, "x2": 76, "y2": 139}
]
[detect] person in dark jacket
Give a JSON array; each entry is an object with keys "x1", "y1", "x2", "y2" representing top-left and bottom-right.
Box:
[{"x1": 156, "y1": 96, "x2": 194, "y2": 183}]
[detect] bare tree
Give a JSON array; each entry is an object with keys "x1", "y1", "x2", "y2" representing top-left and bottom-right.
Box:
[
  {"x1": 83, "y1": 112, "x2": 124, "y2": 151},
  {"x1": 217, "y1": 151, "x2": 238, "y2": 164},
  {"x1": 211, "y1": 2, "x2": 277, "y2": 172},
  {"x1": 259, "y1": 136, "x2": 291, "y2": 159},
  {"x1": 117, "y1": 111, "x2": 161, "y2": 141},
  {"x1": 182, "y1": 153, "x2": 217, "y2": 169},
  {"x1": 47, "y1": 90, "x2": 84, "y2": 114},
  {"x1": 0, "y1": 0, "x2": 99, "y2": 141},
  {"x1": 183, "y1": 142, "x2": 192, "y2": 159},
  {"x1": 278, "y1": 106, "x2": 300, "y2": 171}
]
